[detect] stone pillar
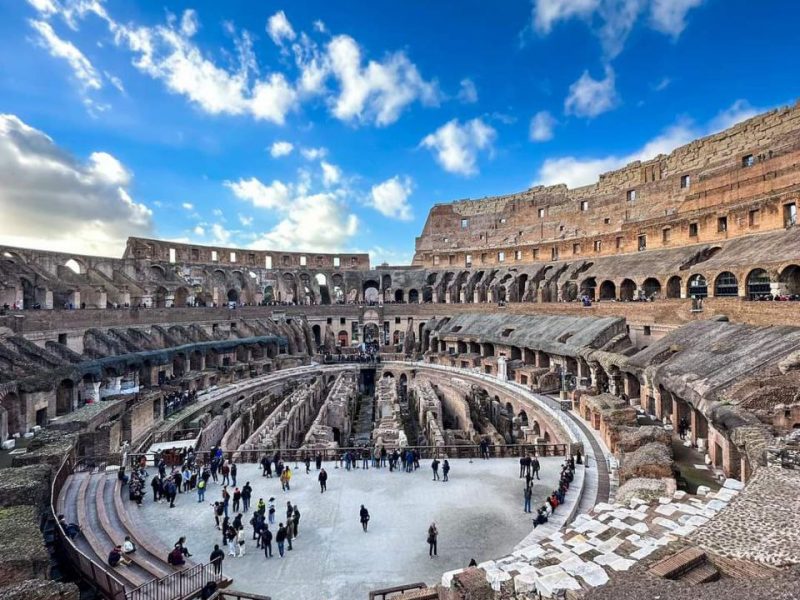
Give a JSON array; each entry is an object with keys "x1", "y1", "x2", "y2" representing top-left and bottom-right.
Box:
[
  {"x1": 141, "y1": 294, "x2": 152, "y2": 308},
  {"x1": 460, "y1": 289, "x2": 466, "y2": 303},
  {"x1": 497, "y1": 356, "x2": 507, "y2": 381},
  {"x1": 432, "y1": 291, "x2": 439, "y2": 303},
  {"x1": 473, "y1": 289, "x2": 480, "y2": 303},
  {"x1": 43, "y1": 289, "x2": 53, "y2": 309},
  {"x1": 165, "y1": 293, "x2": 175, "y2": 308},
  {"x1": 487, "y1": 289, "x2": 493, "y2": 303},
  {"x1": 445, "y1": 290, "x2": 451, "y2": 303},
  {"x1": 85, "y1": 382, "x2": 101, "y2": 404}
]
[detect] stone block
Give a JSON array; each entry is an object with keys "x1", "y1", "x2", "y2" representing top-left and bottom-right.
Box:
[
  {"x1": 723, "y1": 478, "x2": 745, "y2": 491},
  {"x1": 0, "y1": 505, "x2": 50, "y2": 586},
  {"x1": 695, "y1": 485, "x2": 711, "y2": 496},
  {"x1": 1, "y1": 440, "x2": 15, "y2": 450},
  {"x1": 0, "y1": 580, "x2": 79, "y2": 600}
]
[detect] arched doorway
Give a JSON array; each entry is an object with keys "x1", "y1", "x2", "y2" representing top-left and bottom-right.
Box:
[
  {"x1": 227, "y1": 289, "x2": 239, "y2": 304},
  {"x1": 620, "y1": 279, "x2": 636, "y2": 301},
  {"x1": 580, "y1": 277, "x2": 596, "y2": 301},
  {"x1": 666, "y1": 276, "x2": 682, "y2": 299},
  {"x1": 642, "y1": 278, "x2": 661, "y2": 299},
  {"x1": 408, "y1": 289, "x2": 419, "y2": 303},
  {"x1": 688, "y1": 274, "x2": 708, "y2": 298},
  {"x1": 713, "y1": 272, "x2": 739, "y2": 297},
  {"x1": 599, "y1": 280, "x2": 616, "y2": 300},
  {"x1": 263, "y1": 285, "x2": 275, "y2": 304},
  {"x1": 394, "y1": 289, "x2": 404, "y2": 303},
  {"x1": 779, "y1": 265, "x2": 800, "y2": 295},
  {"x1": 746, "y1": 268, "x2": 771, "y2": 299},
  {"x1": 363, "y1": 282, "x2": 380, "y2": 304},
  {"x1": 364, "y1": 323, "x2": 380, "y2": 343},
  {"x1": 153, "y1": 286, "x2": 168, "y2": 308},
  {"x1": 312, "y1": 324, "x2": 321, "y2": 347},
  {"x1": 174, "y1": 287, "x2": 189, "y2": 307}
]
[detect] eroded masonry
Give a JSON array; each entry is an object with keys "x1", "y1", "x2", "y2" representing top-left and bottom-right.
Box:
[{"x1": 1, "y1": 103, "x2": 800, "y2": 600}]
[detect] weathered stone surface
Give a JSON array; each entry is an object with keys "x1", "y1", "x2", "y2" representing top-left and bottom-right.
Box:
[
  {"x1": 0, "y1": 465, "x2": 52, "y2": 515},
  {"x1": 0, "y1": 505, "x2": 50, "y2": 586},
  {"x1": 0, "y1": 580, "x2": 79, "y2": 600}
]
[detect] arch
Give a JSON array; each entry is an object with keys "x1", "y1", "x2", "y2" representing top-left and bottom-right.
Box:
[
  {"x1": 561, "y1": 281, "x2": 578, "y2": 302},
  {"x1": 687, "y1": 274, "x2": 707, "y2": 298},
  {"x1": 227, "y1": 288, "x2": 239, "y2": 303},
  {"x1": 392, "y1": 330, "x2": 400, "y2": 345},
  {"x1": 315, "y1": 273, "x2": 327, "y2": 287},
  {"x1": 172, "y1": 354, "x2": 186, "y2": 377},
  {"x1": 746, "y1": 268, "x2": 771, "y2": 299},
  {"x1": 363, "y1": 280, "x2": 380, "y2": 303},
  {"x1": 0, "y1": 392, "x2": 23, "y2": 436},
  {"x1": 263, "y1": 285, "x2": 275, "y2": 303},
  {"x1": 481, "y1": 342, "x2": 495, "y2": 357},
  {"x1": 517, "y1": 274, "x2": 529, "y2": 301},
  {"x1": 779, "y1": 264, "x2": 800, "y2": 295},
  {"x1": 713, "y1": 272, "x2": 739, "y2": 297},
  {"x1": 394, "y1": 289, "x2": 404, "y2": 303},
  {"x1": 599, "y1": 280, "x2": 616, "y2": 300},
  {"x1": 620, "y1": 279, "x2": 636, "y2": 301},
  {"x1": 422, "y1": 286, "x2": 433, "y2": 303},
  {"x1": 153, "y1": 286, "x2": 169, "y2": 308},
  {"x1": 174, "y1": 286, "x2": 190, "y2": 307},
  {"x1": 149, "y1": 264, "x2": 166, "y2": 279},
  {"x1": 666, "y1": 276, "x2": 682, "y2": 299},
  {"x1": 518, "y1": 410, "x2": 529, "y2": 426},
  {"x1": 64, "y1": 258, "x2": 85, "y2": 274},
  {"x1": 189, "y1": 350, "x2": 203, "y2": 371},
  {"x1": 642, "y1": 278, "x2": 661, "y2": 299},
  {"x1": 338, "y1": 330, "x2": 349, "y2": 347},
  {"x1": 408, "y1": 289, "x2": 419, "y2": 303},
  {"x1": 381, "y1": 274, "x2": 392, "y2": 290},
  {"x1": 580, "y1": 277, "x2": 596, "y2": 301},
  {"x1": 311, "y1": 324, "x2": 321, "y2": 347},
  {"x1": 364, "y1": 323, "x2": 380, "y2": 343}
]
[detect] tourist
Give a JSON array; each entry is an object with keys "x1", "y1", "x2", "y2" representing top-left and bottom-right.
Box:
[
  {"x1": 221, "y1": 516, "x2": 230, "y2": 545},
  {"x1": 175, "y1": 536, "x2": 192, "y2": 558},
  {"x1": 292, "y1": 506, "x2": 300, "y2": 537},
  {"x1": 231, "y1": 462, "x2": 237, "y2": 487},
  {"x1": 523, "y1": 485, "x2": 532, "y2": 513},
  {"x1": 227, "y1": 526, "x2": 238, "y2": 557},
  {"x1": 241, "y1": 482, "x2": 252, "y2": 512},
  {"x1": 319, "y1": 468, "x2": 328, "y2": 493},
  {"x1": 276, "y1": 523, "x2": 287, "y2": 557},
  {"x1": 443, "y1": 460, "x2": 450, "y2": 482},
  {"x1": 315, "y1": 453, "x2": 323, "y2": 470},
  {"x1": 575, "y1": 449, "x2": 583, "y2": 465},
  {"x1": 261, "y1": 525, "x2": 273, "y2": 558},
  {"x1": 256, "y1": 497, "x2": 266, "y2": 514},
  {"x1": 58, "y1": 514, "x2": 80, "y2": 539},
  {"x1": 210, "y1": 544, "x2": 224, "y2": 575},
  {"x1": 261, "y1": 454, "x2": 271, "y2": 477},
  {"x1": 285, "y1": 515, "x2": 294, "y2": 551},
  {"x1": 237, "y1": 527, "x2": 246, "y2": 557},
  {"x1": 280, "y1": 467, "x2": 292, "y2": 491},
  {"x1": 362, "y1": 448, "x2": 369, "y2": 469},
  {"x1": 222, "y1": 486, "x2": 230, "y2": 517},
  {"x1": 232, "y1": 487, "x2": 241, "y2": 512},
  {"x1": 431, "y1": 458, "x2": 440, "y2": 481},
  {"x1": 197, "y1": 477, "x2": 206, "y2": 503},
  {"x1": 304, "y1": 456, "x2": 311, "y2": 474},
  {"x1": 268, "y1": 498, "x2": 276, "y2": 524},
  {"x1": 286, "y1": 501, "x2": 294, "y2": 525},
  {"x1": 150, "y1": 474, "x2": 162, "y2": 503},
  {"x1": 360, "y1": 505, "x2": 370, "y2": 532},
  {"x1": 427, "y1": 523, "x2": 438, "y2": 557},
  {"x1": 164, "y1": 478, "x2": 177, "y2": 508},
  {"x1": 122, "y1": 535, "x2": 136, "y2": 555},
  {"x1": 531, "y1": 456, "x2": 540, "y2": 480},
  {"x1": 108, "y1": 544, "x2": 129, "y2": 567},
  {"x1": 519, "y1": 455, "x2": 527, "y2": 478},
  {"x1": 251, "y1": 510, "x2": 264, "y2": 544}
]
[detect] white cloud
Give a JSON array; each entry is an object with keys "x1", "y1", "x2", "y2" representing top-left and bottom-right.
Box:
[
  {"x1": 533, "y1": 0, "x2": 599, "y2": 34},
  {"x1": 300, "y1": 146, "x2": 328, "y2": 161},
  {"x1": 313, "y1": 20, "x2": 327, "y2": 33},
  {"x1": 532, "y1": 0, "x2": 705, "y2": 58},
  {"x1": 535, "y1": 99, "x2": 760, "y2": 188},
  {"x1": 182, "y1": 202, "x2": 194, "y2": 210},
  {"x1": 653, "y1": 76, "x2": 671, "y2": 91},
  {"x1": 29, "y1": 19, "x2": 102, "y2": 92},
  {"x1": 564, "y1": 66, "x2": 618, "y2": 118},
  {"x1": 649, "y1": 0, "x2": 704, "y2": 37},
  {"x1": 249, "y1": 193, "x2": 359, "y2": 252},
  {"x1": 326, "y1": 34, "x2": 440, "y2": 126},
  {"x1": 111, "y1": 10, "x2": 298, "y2": 124},
  {"x1": 238, "y1": 214, "x2": 254, "y2": 227},
  {"x1": 180, "y1": 9, "x2": 199, "y2": 37},
  {"x1": 369, "y1": 176, "x2": 413, "y2": 221},
  {"x1": 420, "y1": 118, "x2": 497, "y2": 176},
  {"x1": 0, "y1": 114, "x2": 153, "y2": 256},
  {"x1": 267, "y1": 10, "x2": 296, "y2": 47},
  {"x1": 366, "y1": 245, "x2": 413, "y2": 266},
  {"x1": 224, "y1": 177, "x2": 291, "y2": 209},
  {"x1": 457, "y1": 78, "x2": 478, "y2": 104},
  {"x1": 320, "y1": 161, "x2": 342, "y2": 187},
  {"x1": 270, "y1": 140, "x2": 294, "y2": 157},
  {"x1": 529, "y1": 110, "x2": 556, "y2": 141},
  {"x1": 26, "y1": 0, "x2": 59, "y2": 17},
  {"x1": 193, "y1": 225, "x2": 205, "y2": 236},
  {"x1": 210, "y1": 222, "x2": 231, "y2": 245},
  {"x1": 212, "y1": 208, "x2": 224, "y2": 217}
]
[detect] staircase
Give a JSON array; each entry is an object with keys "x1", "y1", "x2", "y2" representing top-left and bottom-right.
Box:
[{"x1": 648, "y1": 546, "x2": 720, "y2": 584}]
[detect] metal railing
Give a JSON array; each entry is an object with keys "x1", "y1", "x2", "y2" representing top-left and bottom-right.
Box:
[
  {"x1": 210, "y1": 591, "x2": 272, "y2": 600},
  {"x1": 126, "y1": 562, "x2": 222, "y2": 600},
  {"x1": 369, "y1": 582, "x2": 436, "y2": 600}
]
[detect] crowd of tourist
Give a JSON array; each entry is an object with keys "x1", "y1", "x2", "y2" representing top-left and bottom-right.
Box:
[{"x1": 529, "y1": 452, "x2": 580, "y2": 529}]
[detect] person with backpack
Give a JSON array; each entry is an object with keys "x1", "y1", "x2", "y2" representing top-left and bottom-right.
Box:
[
  {"x1": 360, "y1": 505, "x2": 370, "y2": 532},
  {"x1": 241, "y1": 482, "x2": 252, "y2": 512},
  {"x1": 275, "y1": 523, "x2": 287, "y2": 557},
  {"x1": 427, "y1": 523, "x2": 438, "y2": 557},
  {"x1": 209, "y1": 544, "x2": 224, "y2": 575},
  {"x1": 431, "y1": 458, "x2": 440, "y2": 481},
  {"x1": 442, "y1": 460, "x2": 450, "y2": 482},
  {"x1": 261, "y1": 526, "x2": 273, "y2": 558},
  {"x1": 318, "y1": 468, "x2": 328, "y2": 493},
  {"x1": 197, "y1": 478, "x2": 206, "y2": 503},
  {"x1": 291, "y1": 506, "x2": 300, "y2": 538}
]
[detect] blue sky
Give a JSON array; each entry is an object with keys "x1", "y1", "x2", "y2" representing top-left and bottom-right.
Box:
[{"x1": 0, "y1": 0, "x2": 798, "y2": 264}]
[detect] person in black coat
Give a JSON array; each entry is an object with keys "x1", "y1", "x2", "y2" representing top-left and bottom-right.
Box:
[
  {"x1": 209, "y1": 544, "x2": 224, "y2": 575},
  {"x1": 261, "y1": 527, "x2": 273, "y2": 558},
  {"x1": 318, "y1": 468, "x2": 328, "y2": 493},
  {"x1": 360, "y1": 505, "x2": 370, "y2": 532}
]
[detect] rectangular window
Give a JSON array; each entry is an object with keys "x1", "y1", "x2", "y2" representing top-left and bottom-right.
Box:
[
  {"x1": 689, "y1": 222, "x2": 698, "y2": 237},
  {"x1": 638, "y1": 235, "x2": 647, "y2": 251},
  {"x1": 498, "y1": 251, "x2": 505, "y2": 262},
  {"x1": 538, "y1": 208, "x2": 545, "y2": 218},
  {"x1": 572, "y1": 243, "x2": 581, "y2": 255},
  {"x1": 449, "y1": 254, "x2": 456, "y2": 265},
  {"x1": 742, "y1": 154, "x2": 755, "y2": 168},
  {"x1": 433, "y1": 255, "x2": 440, "y2": 266},
  {"x1": 169, "y1": 248, "x2": 176, "y2": 263},
  {"x1": 191, "y1": 248, "x2": 199, "y2": 261},
  {"x1": 643, "y1": 325, "x2": 651, "y2": 336},
  {"x1": 481, "y1": 253, "x2": 487, "y2": 263},
  {"x1": 680, "y1": 174, "x2": 691, "y2": 189},
  {"x1": 604, "y1": 217, "x2": 610, "y2": 224},
  {"x1": 594, "y1": 240, "x2": 602, "y2": 252},
  {"x1": 460, "y1": 218, "x2": 469, "y2": 229},
  {"x1": 300, "y1": 255, "x2": 307, "y2": 266},
  {"x1": 333, "y1": 256, "x2": 340, "y2": 267},
  {"x1": 465, "y1": 254, "x2": 472, "y2": 267},
  {"x1": 662, "y1": 228, "x2": 671, "y2": 243},
  {"x1": 784, "y1": 203, "x2": 797, "y2": 227},
  {"x1": 58, "y1": 333, "x2": 67, "y2": 345},
  {"x1": 395, "y1": 317, "x2": 401, "y2": 324},
  {"x1": 515, "y1": 250, "x2": 522, "y2": 261},
  {"x1": 749, "y1": 209, "x2": 760, "y2": 226},
  {"x1": 717, "y1": 216, "x2": 728, "y2": 232},
  {"x1": 211, "y1": 250, "x2": 218, "y2": 262},
  {"x1": 616, "y1": 236, "x2": 623, "y2": 250},
  {"x1": 551, "y1": 247, "x2": 559, "y2": 260},
  {"x1": 580, "y1": 200, "x2": 589, "y2": 211},
  {"x1": 532, "y1": 248, "x2": 539, "y2": 260},
  {"x1": 627, "y1": 190, "x2": 637, "y2": 202},
  {"x1": 351, "y1": 257, "x2": 358, "y2": 266},
  {"x1": 229, "y1": 252, "x2": 236, "y2": 263},
  {"x1": 265, "y1": 256, "x2": 273, "y2": 269},
  {"x1": 340, "y1": 317, "x2": 346, "y2": 325}
]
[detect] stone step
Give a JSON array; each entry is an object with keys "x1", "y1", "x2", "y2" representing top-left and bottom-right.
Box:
[
  {"x1": 678, "y1": 561, "x2": 719, "y2": 585},
  {"x1": 648, "y1": 546, "x2": 706, "y2": 579}
]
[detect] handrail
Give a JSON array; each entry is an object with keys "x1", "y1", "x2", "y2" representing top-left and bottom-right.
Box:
[
  {"x1": 368, "y1": 582, "x2": 435, "y2": 600},
  {"x1": 210, "y1": 591, "x2": 272, "y2": 600},
  {"x1": 126, "y1": 561, "x2": 224, "y2": 600}
]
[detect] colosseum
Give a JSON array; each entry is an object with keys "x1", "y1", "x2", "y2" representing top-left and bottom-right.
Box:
[{"x1": 1, "y1": 103, "x2": 800, "y2": 600}]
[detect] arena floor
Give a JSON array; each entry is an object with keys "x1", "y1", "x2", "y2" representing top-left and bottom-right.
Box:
[{"x1": 135, "y1": 457, "x2": 563, "y2": 599}]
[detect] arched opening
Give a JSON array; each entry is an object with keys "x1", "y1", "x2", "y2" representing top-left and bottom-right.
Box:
[
  {"x1": 688, "y1": 274, "x2": 707, "y2": 298},
  {"x1": 381, "y1": 274, "x2": 392, "y2": 290},
  {"x1": 779, "y1": 265, "x2": 800, "y2": 296},
  {"x1": 518, "y1": 410, "x2": 529, "y2": 426},
  {"x1": 408, "y1": 289, "x2": 419, "y2": 303},
  {"x1": 338, "y1": 330, "x2": 349, "y2": 347},
  {"x1": 510, "y1": 346, "x2": 522, "y2": 360},
  {"x1": 746, "y1": 268, "x2": 771, "y2": 299},
  {"x1": 312, "y1": 324, "x2": 321, "y2": 347},
  {"x1": 642, "y1": 278, "x2": 661, "y2": 299},
  {"x1": 263, "y1": 285, "x2": 275, "y2": 304},
  {"x1": 666, "y1": 276, "x2": 682, "y2": 299},
  {"x1": 315, "y1": 274, "x2": 331, "y2": 305},
  {"x1": 363, "y1": 280, "x2": 380, "y2": 304},
  {"x1": 364, "y1": 323, "x2": 380, "y2": 343},
  {"x1": 153, "y1": 286, "x2": 168, "y2": 308},
  {"x1": 56, "y1": 379, "x2": 75, "y2": 416},
  {"x1": 174, "y1": 287, "x2": 189, "y2": 307},
  {"x1": 713, "y1": 272, "x2": 739, "y2": 297},
  {"x1": 227, "y1": 288, "x2": 239, "y2": 304},
  {"x1": 172, "y1": 354, "x2": 186, "y2": 377},
  {"x1": 561, "y1": 281, "x2": 578, "y2": 302},
  {"x1": 580, "y1": 277, "x2": 596, "y2": 301},
  {"x1": 1, "y1": 392, "x2": 23, "y2": 436},
  {"x1": 422, "y1": 287, "x2": 433, "y2": 303},
  {"x1": 190, "y1": 351, "x2": 203, "y2": 371},
  {"x1": 599, "y1": 280, "x2": 616, "y2": 300},
  {"x1": 149, "y1": 264, "x2": 166, "y2": 279},
  {"x1": 481, "y1": 342, "x2": 495, "y2": 357},
  {"x1": 620, "y1": 279, "x2": 636, "y2": 301},
  {"x1": 518, "y1": 274, "x2": 529, "y2": 301},
  {"x1": 392, "y1": 330, "x2": 400, "y2": 345},
  {"x1": 394, "y1": 289, "x2": 404, "y2": 303},
  {"x1": 64, "y1": 258, "x2": 84, "y2": 274}
]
